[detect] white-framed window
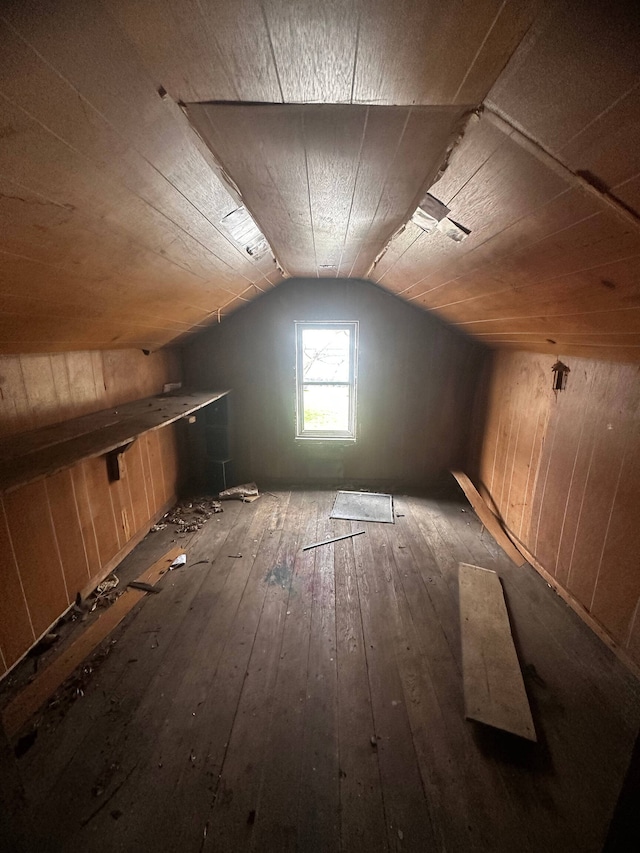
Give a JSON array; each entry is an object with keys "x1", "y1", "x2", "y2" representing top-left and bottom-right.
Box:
[{"x1": 295, "y1": 321, "x2": 358, "y2": 440}]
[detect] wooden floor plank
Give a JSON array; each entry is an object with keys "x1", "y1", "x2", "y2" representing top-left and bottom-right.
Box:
[
  {"x1": 107, "y1": 491, "x2": 292, "y2": 853},
  {"x1": 459, "y1": 563, "x2": 536, "y2": 741},
  {"x1": 6, "y1": 488, "x2": 639, "y2": 853},
  {"x1": 249, "y1": 490, "x2": 320, "y2": 851},
  {"x1": 19, "y1": 500, "x2": 245, "y2": 805},
  {"x1": 435, "y1": 495, "x2": 640, "y2": 852},
  {"x1": 351, "y1": 518, "x2": 437, "y2": 851},
  {"x1": 378, "y1": 510, "x2": 532, "y2": 852},
  {"x1": 30, "y1": 495, "x2": 279, "y2": 850},
  {"x1": 334, "y1": 525, "x2": 388, "y2": 852},
  {"x1": 201, "y1": 491, "x2": 298, "y2": 852},
  {"x1": 295, "y1": 495, "x2": 341, "y2": 853}
]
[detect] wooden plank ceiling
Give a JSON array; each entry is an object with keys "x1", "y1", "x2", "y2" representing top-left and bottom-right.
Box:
[
  {"x1": 186, "y1": 103, "x2": 470, "y2": 279},
  {"x1": 0, "y1": 0, "x2": 639, "y2": 361}
]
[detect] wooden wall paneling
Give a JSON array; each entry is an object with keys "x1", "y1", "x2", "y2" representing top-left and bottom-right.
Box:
[
  {"x1": 338, "y1": 110, "x2": 423, "y2": 278},
  {"x1": 44, "y1": 469, "x2": 91, "y2": 599},
  {"x1": 564, "y1": 366, "x2": 637, "y2": 611},
  {"x1": 3, "y1": 481, "x2": 68, "y2": 638},
  {"x1": 487, "y1": 0, "x2": 640, "y2": 209},
  {"x1": 0, "y1": 4, "x2": 271, "y2": 284},
  {"x1": 352, "y1": 0, "x2": 535, "y2": 105},
  {"x1": 0, "y1": 499, "x2": 34, "y2": 673},
  {"x1": 141, "y1": 434, "x2": 160, "y2": 513},
  {"x1": 559, "y1": 85, "x2": 640, "y2": 202},
  {"x1": 63, "y1": 352, "x2": 101, "y2": 417},
  {"x1": 186, "y1": 103, "x2": 320, "y2": 277},
  {"x1": 532, "y1": 365, "x2": 593, "y2": 580},
  {"x1": 150, "y1": 430, "x2": 169, "y2": 507},
  {"x1": 451, "y1": 0, "x2": 543, "y2": 106},
  {"x1": 69, "y1": 464, "x2": 101, "y2": 582},
  {"x1": 303, "y1": 106, "x2": 368, "y2": 275},
  {"x1": 262, "y1": 0, "x2": 360, "y2": 103},
  {"x1": 157, "y1": 424, "x2": 179, "y2": 498},
  {"x1": 107, "y1": 0, "x2": 281, "y2": 103},
  {"x1": 123, "y1": 441, "x2": 152, "y2": 531},
  {"x1": 471, "y1": 350, "x2": 640, "y2": 669},
  {"x1": 0, "y1": 356, "x2": 29, "y2": 438},
  {"x1": 554, "y1": 366, "x2": 625, "y2": 590},
  {"x1": 188, "y1": 103, "x2": 468, "y2": 280},
  {"x1": 348, "y1": 106, "x2": 469, "y2": 278},
  {"x1": 370, "y1": 223, "x2": 423, "y2": 286},
  {"x1": 18, "y1": 356, "x2": 57, "y2": 429},
  {"x1": 81, "y1": 456, "x2": 121, "y2": 569}
]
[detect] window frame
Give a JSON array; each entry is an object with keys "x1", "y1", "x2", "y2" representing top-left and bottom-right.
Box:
[{"x1": 295, "y1": 320, "x2": 358, "y2": 441}]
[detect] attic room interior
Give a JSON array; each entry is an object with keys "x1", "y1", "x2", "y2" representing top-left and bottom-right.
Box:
[{"x1": 1, "y1": 0, "x2": 640, "y2": 850}]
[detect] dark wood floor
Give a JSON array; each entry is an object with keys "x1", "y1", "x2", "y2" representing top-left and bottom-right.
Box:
[{"x1": 9, "y1": 488, "x2": 640, "y2": 852}]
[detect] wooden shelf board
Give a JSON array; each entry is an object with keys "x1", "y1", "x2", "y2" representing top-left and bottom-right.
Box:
[{"x1": 0, "y1": 390, "x2": 230, "y2": 494}]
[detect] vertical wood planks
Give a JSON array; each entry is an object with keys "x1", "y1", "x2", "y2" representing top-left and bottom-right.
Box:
[
  {"x1": 471, "y1": 349, "x2": 640, "y2": 669},
  {"x1": 0, "y1": 347, "x2": 184, "y2": 679}
]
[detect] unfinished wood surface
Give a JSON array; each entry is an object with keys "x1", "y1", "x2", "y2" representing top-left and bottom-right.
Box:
[
  {"x1": 2, "y1": 547, "x2": 183, "y2": 738},
  {"x1": 5, "y1": 488, "x2": 638, "y2": 852},
  {"x1": 0, "y1": 390, "x2": 228, "y2": 494},
  {"x1": 452, "y1": 471, "x2": 525, "y2": 565},
  {"x1": 459, "y1": 562, "x2": 536, "y2": 741},
  {"x1": 0, "y1": 350, "x2": 182, "y2": 439},
  {"x1": 471, "y1": 349, "x2": 640, "y2": 670},
  {"x1": 0, "y1": 1, "x2": 637, "y2": 357},
  {"x1": 186, "y1": 103, "x2": 469, "y2": 278}
]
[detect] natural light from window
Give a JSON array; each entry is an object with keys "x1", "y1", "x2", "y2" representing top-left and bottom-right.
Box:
[{"x1": 295, "y1": 322, "x2": 358, "y2": 439}]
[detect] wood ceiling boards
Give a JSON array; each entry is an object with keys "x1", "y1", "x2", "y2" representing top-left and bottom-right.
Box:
[
  {"x1": 2, "y1": 0, "x2": 639, "y2": 361},
  {"x1": 186, "y1": 103, "x2": 470, "y2": 279},
  {"x1": 374, "y1": 0, "x2": 640, "y2": 363},
  {"x1": 0, "y1": 0, "x2": 537, "y2": 354}
]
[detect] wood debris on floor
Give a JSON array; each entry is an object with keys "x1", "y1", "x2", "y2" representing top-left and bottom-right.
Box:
[{"x1": 2, "y1": 489, "x2": 639, "y2": 852}]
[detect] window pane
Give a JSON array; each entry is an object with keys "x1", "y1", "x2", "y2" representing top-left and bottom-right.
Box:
[
  {"x1": 303, "y1": 384, "x2": 350, "y2": 431},
  {"x1": 302, "y1": 328, "x2": 350, "y2": 382}
]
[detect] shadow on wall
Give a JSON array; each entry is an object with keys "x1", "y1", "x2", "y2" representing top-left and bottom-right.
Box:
[{"x1": 184, "y1": 277, "x2": 486, "y2": 488}]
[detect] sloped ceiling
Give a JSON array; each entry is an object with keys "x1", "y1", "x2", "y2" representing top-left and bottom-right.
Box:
[{"x1": 0, "y1": 0, "x2": 639, "y2": 362}]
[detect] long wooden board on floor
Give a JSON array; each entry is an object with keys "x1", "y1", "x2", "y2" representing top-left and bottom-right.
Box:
[
  {"x1": 1, "y1": 547, "x2": 184, "y2": 738},
  {"x1": 459, "y1": 562, "x2": 536, "y2": 741},
  {"x1": 451, "y1": 471, "x2": 526, "y2": 566}
]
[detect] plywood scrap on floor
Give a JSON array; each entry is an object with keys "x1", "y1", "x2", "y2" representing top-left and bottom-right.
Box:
[
  {"x1": 1, "y1": 547, "x2": 184, "y2": 738},
  {"x1": 330, "y1": 490, "x2": 394, "y2": 523},
  {"x1": 451, "y1": 471, "x2": 525, "y2": 566},
  {"x1": 459, "y1": 562, "x2": 536, "y2": 741}
]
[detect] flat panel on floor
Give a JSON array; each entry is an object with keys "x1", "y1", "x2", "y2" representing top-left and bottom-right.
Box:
[
  {"x1": 330, "y1": 490, "x2": 394, "y2": 524},
  {"x1": 459, "y1": 562, "x2": 536, "y2": 741}
]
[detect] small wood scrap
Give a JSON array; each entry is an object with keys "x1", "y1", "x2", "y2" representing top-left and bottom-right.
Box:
[
  {"x1": 302, "y1": 530, "x2": 365, "y2": 551},
  {"x1": 1, "y1": 547, "x2": 184, "y2": 738},
  {"x1": 127, "y1": 581, "x2": 161, "y2": 595},
  {"x1": 451, "y1": 471, "x2": 526, "y2": 566},
  {"x1": 458, "y1": 562, "x2": 536, "y2": 741}
]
